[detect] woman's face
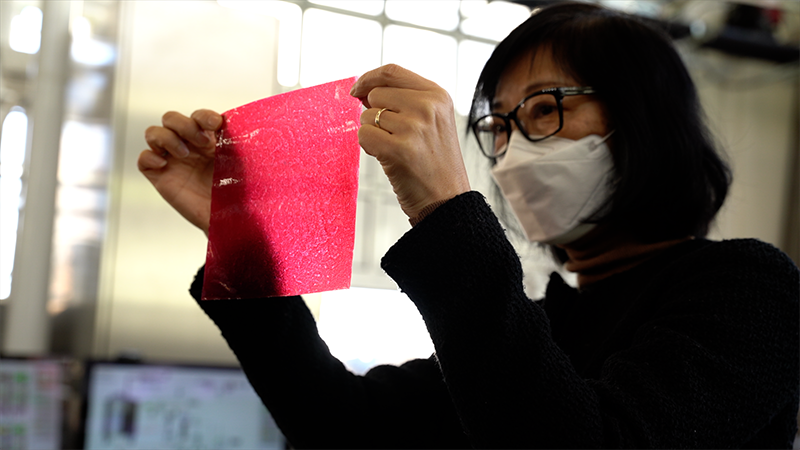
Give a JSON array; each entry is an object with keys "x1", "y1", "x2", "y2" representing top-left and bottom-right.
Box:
[{"x1": 493, "y1": 48, "x2": 609, "y2": 142}]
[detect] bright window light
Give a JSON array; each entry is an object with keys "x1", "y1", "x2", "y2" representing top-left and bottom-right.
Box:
[
  {"x1": 600, "y1": 0, "x2": 662, "y2": 17},
  {"x1": 56, "y1": 186, "x2": 107, "y2": 216},
  {"x1": 459, "y1": 0, "x2": 488, "y2": 18},
  {"x1": 9, "y1": 6, "x2": 43, "y2": 54},
  {"x1": 0, "y1": 109, "x2": 29, "y2": 300},
  {"x1": 71, "y1": 16, "x2": 116, "y2": 66},
  {"x1": 300, "y1": 9, "x2": 382, "y2": 88},
  {"x1": 59, "y1": 121, "x2": 111, "y2": 185},
  {"x1": 218, "y1": 0, "x2": 302, "y2": 87},
  {"x1": 0, "y1": 177, "x2": 22, "y2": 300},
  {"x1": 0, "y1": 110, "x2": 28, "y2": 176},
  {"x1": 275, "y1": 3, "x2": 302, "y2": 87},
  {"x1": 385, "y1": 0, "x2": 460, "y2": 31},
  {"x1": 53, "y1": 195, "x2": 106, "y2": 246},
  {"x1": 383, "y1": 25, "x2": 458, "y2": 100},
  {"x1": 317, "y1": 287, "x2": 434, "y2": 375},
  {"x1": 460, "y1": 1, "x2": 530, "y2": 41},
  {"x1": 309, "y1": 0, "x2": 384, "y2": 16},
  {"x1": 456, "y1": 40, "x2": 496, "y2": 116}
]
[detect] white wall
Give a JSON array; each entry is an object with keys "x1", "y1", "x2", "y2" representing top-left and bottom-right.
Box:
[{"x1": 690, "y1": 49, "x2": 799, "y2": 248}]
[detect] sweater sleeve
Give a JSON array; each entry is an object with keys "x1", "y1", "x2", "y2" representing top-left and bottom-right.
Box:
[
  {"x1": 189, "y1": 268, "x2": 469, "y2": 449},
  {"x1": 381, "y1": 191, "x2": 800, "y2": 448}
]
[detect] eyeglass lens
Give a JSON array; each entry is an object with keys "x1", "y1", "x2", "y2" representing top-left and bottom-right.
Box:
[{"x1": 474, "y1": 92, "x2": 562, "y2": 157}]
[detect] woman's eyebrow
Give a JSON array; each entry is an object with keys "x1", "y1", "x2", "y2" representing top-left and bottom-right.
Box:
[
  {"x1": 491, "y1": 80, "x2": 566, "y2": 111},
  {"x1": 522, "y1": 80, "x2": 566, "y2": 93}
]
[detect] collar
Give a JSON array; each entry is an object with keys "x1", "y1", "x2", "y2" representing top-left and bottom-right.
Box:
[{"x1": 558, "y1": 226, "x2": 693, "y2": 288}]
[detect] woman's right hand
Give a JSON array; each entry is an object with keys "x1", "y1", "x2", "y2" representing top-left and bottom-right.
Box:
[{"x1": 138, "y1": 109, "x2": 223, "y2": 236}]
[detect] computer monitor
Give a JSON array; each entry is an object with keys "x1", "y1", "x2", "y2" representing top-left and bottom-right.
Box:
[
  {"x1": 82, "y1": 362, "x2": 284, "y2": 450},
  {"x1": 0, "y1": 358, "x2": 65, "y2": 450}
]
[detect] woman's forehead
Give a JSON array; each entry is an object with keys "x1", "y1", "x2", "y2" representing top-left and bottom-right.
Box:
[{"x1": 492, "y1": 50, "x2": 577, "y2": 110}]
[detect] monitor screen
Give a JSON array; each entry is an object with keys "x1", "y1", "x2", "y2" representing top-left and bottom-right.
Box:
[
  {"x1": 83, "y1": 362, "x2": 284, "y2": 450},
  {"x1": 0, "y1": 358, "x2": 64, "y2": 450}
]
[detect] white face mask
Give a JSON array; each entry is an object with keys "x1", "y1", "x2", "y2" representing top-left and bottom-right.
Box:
[{"x1": 490, "y1": 130, "x2": 615, "y2": 245}]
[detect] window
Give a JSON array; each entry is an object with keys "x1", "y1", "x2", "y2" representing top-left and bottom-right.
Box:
[
  {"x1": 0, "y1": 108, "x2": 29, "y2": 299},
  {"x1": 382, "y1": 25, "x2": 458, "y2": 96},
  {"x1": 299, "y1": 9, "x2": 382, "y2": 88},
  {"x1": 385, "y1": 0, "x2": 460, "y2": 31},
  {"x1": 9, "y1": 6, "x2": 43, "y2": 54}
]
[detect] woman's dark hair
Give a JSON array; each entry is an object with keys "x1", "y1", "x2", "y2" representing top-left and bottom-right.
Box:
[{"x1": 469, "y1": 2, "x2": 731, "y2": 244}]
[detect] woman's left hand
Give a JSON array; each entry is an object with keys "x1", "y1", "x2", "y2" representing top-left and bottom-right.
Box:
[{"x1": 351, "y1": 64, "x2": 471, "y2": 220}]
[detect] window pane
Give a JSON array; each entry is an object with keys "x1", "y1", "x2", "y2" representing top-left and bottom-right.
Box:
[
  {"x1": 317, "y1": 287, "x2": 434, "y2": 374},
  {"x1": 601, "y1": 0, "x2": 662, "y2": 17},
  {"x1": 0, "y1": 177, "x2": 21, "y2": 300},
  {"x1": 300, "y1": 9, "x2": 382, "y2": 87},
  {"x1": 459, "y1": 0, "x2": 488, "y2": 18},
  {"x1": 277, "y1": 5, "x2": 302, "y2": 87},
  {"x1": 460, "y1": 0, "x2": 530, "y2": 41},
  {"x1": 382, "y1": 25, "x2": 458, "y2": 99},
  {"x1": 309, "y1": 0, "x2": 384, "y2": 16},
  {"x1": 219, "y1": 0, "x2": 302, "y2": 87},
  {"x1": 56, "y1": 186, "x2": 107, "y2": 215},
  {"x1": 59, "y1": 121, "x2": 111, "y2": 185},
  {"x1": 456, "y1": 40, "x2": 496, "y2": 116},
  {"x1": 71, "y1": 16, "x2": 116, "y2": 66},
  {"x1": 9, "y1": 6, "x2": 43, "y2": 54},
  {"x1": 0, "y1": 110, "x2": 28, "y2": 173},
  {"x1": 385, "y1": 0, "x2": 460, "y2": 31},
  {"x1": 0, "y1": 109, "x2": 28, "y2": 300}
]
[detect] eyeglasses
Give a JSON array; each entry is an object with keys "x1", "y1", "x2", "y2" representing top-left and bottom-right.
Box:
[{"x1": 471, "y1": 86, "x2": 596, "y2": 158}]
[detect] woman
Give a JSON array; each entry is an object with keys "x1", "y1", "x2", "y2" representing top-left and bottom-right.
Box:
[{"x1": 138, "y1": 3, "x2": 799, "y2": 448}]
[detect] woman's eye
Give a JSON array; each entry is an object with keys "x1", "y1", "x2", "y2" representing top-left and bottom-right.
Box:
[
  {"x1": 476, "y1": 116, "x2": 507, "y2": 136},
  {"x1": 491, "y1": 122, "x2": 507, "y2": 136},
  {"x1": 533, "y1": 103, "x2": 557, "y2": 117}
]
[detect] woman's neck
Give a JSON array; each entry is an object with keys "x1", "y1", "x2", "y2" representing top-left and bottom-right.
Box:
[{"x1": 558, "y1": 227, "x2": 692, "y2": 287}]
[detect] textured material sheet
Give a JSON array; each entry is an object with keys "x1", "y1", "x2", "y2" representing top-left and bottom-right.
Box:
[{"x1": 202, "y1": 77, "x2": 361, "y2": 300}]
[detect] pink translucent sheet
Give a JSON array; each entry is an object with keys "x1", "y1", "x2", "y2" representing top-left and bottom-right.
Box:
[{"x1": 202, "y1": 77, "x2": 361, "y2": 300}]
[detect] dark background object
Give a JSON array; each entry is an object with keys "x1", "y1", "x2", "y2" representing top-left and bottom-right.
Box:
[
  {"x1": 505, "y1": 0, "x2": 799, "y2": 63},
  {"x1": 701, "y1": 3, "x2": 799, "y2": 63}
]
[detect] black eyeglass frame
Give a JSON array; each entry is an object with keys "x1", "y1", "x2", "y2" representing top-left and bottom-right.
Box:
[{"x1": 471, "y1": 86, "x2": 597, "y2": 158}]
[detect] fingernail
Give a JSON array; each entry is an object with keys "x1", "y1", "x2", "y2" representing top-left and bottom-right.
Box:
[
  {"x1": 177, "y1": 141, "x2": 190, "y2": 158},
  {"x1": 156, "y1": 157, "x2": 168, "y2": 168},
  {"x1": 349, "y1": 85, "x2": 357, "y2": 96},
  {"x1": 196, "y1": 131, "x2": 210, "y2": 146},
  {"x1": 208, "y1": 115, "x2": 221, "y2": 128}
]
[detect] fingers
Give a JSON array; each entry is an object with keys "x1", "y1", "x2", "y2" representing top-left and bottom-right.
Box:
[
  {"x1": 358, "y1": 124, "x2": 396, "y2": 158},
  {"x1": 162, "y1": 111, "x2": 214, "y2": 149},
  {"x1": 190, "y1": 109, "x2": 223, "y2": 132},
  {"x1": 350, "y1": 64, "x2": 437, "y2": 107},
  {"x1": 145, "y1": 124, "x2": 191, "y2": 159},
  {"x1": 360, "y1": 108, "x2": 397, "y2": 135},
  {"x1": 360, "y1": 88, "x2": 452, "y2": 136},
  {"x1": 358, "y1": 107, "x2": 392, "y2": 157},
  {"x1": 137, "y1": 149, "x2": 167, "y2": 172},
  {"x1": 353, "y1": 67, "x2": 469, "y2": 218},
  {"x1": 144, "y1": 109, "x2": 222, "y2": 161}
]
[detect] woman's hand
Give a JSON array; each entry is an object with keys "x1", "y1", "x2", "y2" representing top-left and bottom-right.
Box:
[
  {"x1": 351, "y1": 64, "x2": 470, "y2": 219},
  {"x1": 138, "y1": 109, "x2": 222, "y2": 236}
]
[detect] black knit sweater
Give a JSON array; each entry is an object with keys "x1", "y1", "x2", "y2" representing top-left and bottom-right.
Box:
[{"x1": 191, "y1": 191, "x2": 799, "y2": 448}]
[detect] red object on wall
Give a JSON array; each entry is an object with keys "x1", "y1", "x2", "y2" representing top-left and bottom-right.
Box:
[{"x1": 202, "y1": 77, "x2": 361, "y2": 300}]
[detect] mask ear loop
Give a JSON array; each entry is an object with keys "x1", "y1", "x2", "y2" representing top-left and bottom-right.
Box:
[
  {"x1": 582, "y1": 130, "x2": 615, "y2": 153},
  {"x1": 599, "y1": 129, "x2": 615, "y2": 144}
]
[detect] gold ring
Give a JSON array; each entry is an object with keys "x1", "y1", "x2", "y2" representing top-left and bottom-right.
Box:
[{"x1": 375, "y1": 107, "x2": 390, "y2": 130}]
